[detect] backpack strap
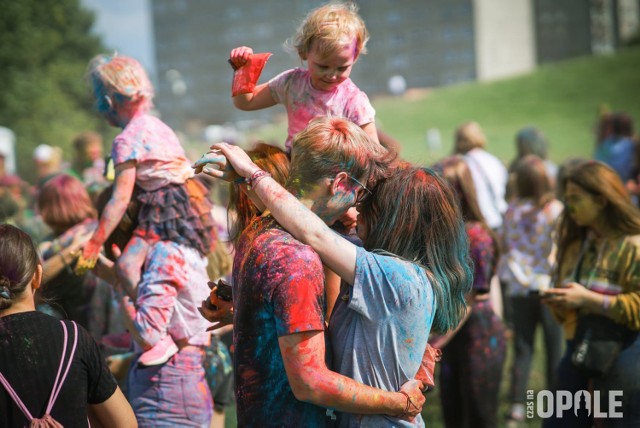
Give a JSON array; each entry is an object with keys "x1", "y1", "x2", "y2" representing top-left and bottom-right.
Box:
[
  {"x1": 0, "y1": 320, "x2": 77, "y2": 423},
  {"x1": 0, "y1": 370, "x2": 35, "y2": 421},
  {"x1": 46, "y1": 320, "x2": 78, "y2": 415}
]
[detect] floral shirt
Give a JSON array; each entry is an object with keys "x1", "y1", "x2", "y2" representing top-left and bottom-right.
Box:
[
  {"x1": 498, "y1": 199, "x2": 563, "y2": 295},
  {"x1": 269, "y1": 68, "x2": 376, "y2": 152}
]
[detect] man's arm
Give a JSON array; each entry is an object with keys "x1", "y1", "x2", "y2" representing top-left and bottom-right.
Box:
[{"x1": 278, "y1": 330, "x2": 424, "y2": 418}]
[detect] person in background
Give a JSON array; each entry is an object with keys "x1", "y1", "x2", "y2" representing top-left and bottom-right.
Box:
[
  {"x1": 507, "y1": 126, "x2": 558, "y2": 198},
  {"x1": 595, "y1": 112, "x2": 636, "y2": 183},
  {"x1": 453, "y1": 121, "x2": 510, "y2": 331},
  {"x1": 543, "y1": 160, "x2": 640, "y2": 427},
  {"x1": 498, "y1": 155, "x2": 563, "y2": 424},
  {"x1": 453, "y1": 121, "x2": 508, "y2": 230},
  {"x1": 36, "y1": 173, "x2": 122, "y2": 343},
  {"x1": 0, "y1": 224, "x2": 136, "y2": 427},
  {"x1": 33, "y1": 143, "x2": 64, "y2": 188},
  {"x1": 69, "y1": 130, "x2": 108, "y2": 196},
  {"x1": 431, "y1": 155, "x2": 506, "y2": 428}
]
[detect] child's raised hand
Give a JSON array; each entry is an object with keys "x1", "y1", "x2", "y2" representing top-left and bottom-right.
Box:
[{"x1": 229, "y1": 46, "x2": 254, "y2": 70}]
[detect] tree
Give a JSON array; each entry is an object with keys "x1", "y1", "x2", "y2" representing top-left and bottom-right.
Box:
[{"x1": 0, "y1": 0, "x2": 109, "y2": 182}]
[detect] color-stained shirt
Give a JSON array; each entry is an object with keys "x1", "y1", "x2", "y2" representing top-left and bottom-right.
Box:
[
  {"x1": 122, "y1": 240, "x2": 211, "y2": 348},
  {"x1": 554, "y1": 232, "x2": 640, "y2": 338},
  {"x1": 467, "y1": 221, "x2": 497, "y2": 293},
  {"x1": 232, "y1": 215, "x2": 327, "y2": 427},
  {"x1": 111, "y1": 112, "x2": 193, "y2": 191},
  {"x1": 269, "y1": 68, "x2": 376, "y2": 152},
  {"x1": 329, "y1": 247, "x2": 435, "y2": 427},
  {"x1": 498, "y1": 199, "x2": 563, "y2": 295}
]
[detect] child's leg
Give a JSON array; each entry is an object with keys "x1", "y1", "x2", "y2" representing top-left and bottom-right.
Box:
[{"x1": 116, "y1": 236, "x2": 150, "y2": 300}]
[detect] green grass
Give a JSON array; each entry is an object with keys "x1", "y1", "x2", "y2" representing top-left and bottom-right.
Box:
[{"x1": 372, "y1": 46, "x2": 640, "y2": 167}]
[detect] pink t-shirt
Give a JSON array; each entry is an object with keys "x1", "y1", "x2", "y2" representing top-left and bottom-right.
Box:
[
  {"x1": 269, "y1": 68, "x2": 376, "y2": 152},
  {"x1": 111, "y1": 113, "x2": 193, "y2": 191}
]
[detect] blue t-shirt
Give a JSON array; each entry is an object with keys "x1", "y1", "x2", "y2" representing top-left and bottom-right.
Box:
[
  {"x1": 329, "y1": 247, "x2": 435, "y2": 427},
  {"x1": 595, "y1": 137, "x2": 637, "y2": 182}
]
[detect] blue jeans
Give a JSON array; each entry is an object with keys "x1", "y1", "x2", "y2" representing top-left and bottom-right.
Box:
[{"x1": 128, "y1": 347, "x2": 213, "y2": 427}]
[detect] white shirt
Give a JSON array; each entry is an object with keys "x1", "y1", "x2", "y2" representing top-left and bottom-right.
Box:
[{"x1": 464, "y1": 148, "x2": 508, "y2": 229}]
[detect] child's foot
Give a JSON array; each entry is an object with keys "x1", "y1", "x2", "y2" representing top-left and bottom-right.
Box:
[{"x1": 138, "y1": 336, "x2": 179, "y2": 367}]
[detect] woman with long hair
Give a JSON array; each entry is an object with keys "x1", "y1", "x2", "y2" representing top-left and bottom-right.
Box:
[
  {"x1": 543, "y1": 160, "x2": 640, "y2": 427},
  {"x1": 498, "y1": 155, "x2": 563, "y2": 423},
  {"x1": 431, "y1": 155, "x2": 506, "y2": 428}
]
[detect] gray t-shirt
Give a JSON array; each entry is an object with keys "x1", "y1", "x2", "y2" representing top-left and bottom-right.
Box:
[{"x1": 329, "y1": 247, "x2": 436, "y2": 427}]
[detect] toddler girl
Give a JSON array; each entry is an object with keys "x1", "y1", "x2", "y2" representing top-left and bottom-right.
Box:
[
  {"x1": 77, "y1": 54, "x2": 214, "y2": 366},
  {"x1": 229, "y1": 1, "x2": 380, "y2": 154}
]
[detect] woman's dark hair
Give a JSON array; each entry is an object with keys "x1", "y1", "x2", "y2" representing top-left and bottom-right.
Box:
[{"x1": 0, "y1": 224, "x2": 40, "y2": 310}]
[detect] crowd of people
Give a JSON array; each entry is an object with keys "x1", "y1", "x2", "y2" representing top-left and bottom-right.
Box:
[{"x1": 1, "y1": 2, "x2": 640, "y2": 427}]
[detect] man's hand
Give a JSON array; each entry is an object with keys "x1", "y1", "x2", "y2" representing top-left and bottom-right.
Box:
[
  {"x1": 198, "y1": 285, "x2": 234, "y2": 332},
  {"x1": 398, "y1": 379, "x2": 426, "y2": 421}
]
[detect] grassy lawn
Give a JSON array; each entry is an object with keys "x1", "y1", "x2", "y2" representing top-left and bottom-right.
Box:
[{"x1": 373, "y1": 46, "x2": 640, "y2": 168}]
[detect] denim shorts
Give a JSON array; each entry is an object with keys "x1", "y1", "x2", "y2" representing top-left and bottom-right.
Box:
[{"x1": 128, "y1": 347, "x2": 213, "y2": 427}]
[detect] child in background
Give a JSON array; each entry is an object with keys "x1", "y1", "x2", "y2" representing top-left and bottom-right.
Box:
[
  {"x1": 228, "y1": 1, "x2": 380, "y2": 154},
  {"x1": 77, "y1": 54, "x2": 213, "y2": 366}
]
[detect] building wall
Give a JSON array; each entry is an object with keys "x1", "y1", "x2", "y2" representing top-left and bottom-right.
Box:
[
  {"x1": 534, "y1": 0, "x2": 592, "y2": 63},
  {"x1": 473, "y1": 0, "x2": 536, "y2": 81}
]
